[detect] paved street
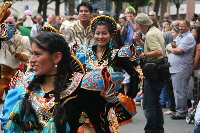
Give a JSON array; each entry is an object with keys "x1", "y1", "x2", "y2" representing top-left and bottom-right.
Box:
[
  {"x1": 0, "y1": 104, "x2": 195, "y2": 133},
  {"x1": 120, "y1": 106, "x2": 195, "y2": 133}
]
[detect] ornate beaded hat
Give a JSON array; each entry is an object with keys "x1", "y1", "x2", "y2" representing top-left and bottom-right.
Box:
[
  {"x1": 90, "y1": 15, "x2": 118, "y2": 37},
  {"x1": 39, "y1": 25, "x2": 60, "y2": 34}
]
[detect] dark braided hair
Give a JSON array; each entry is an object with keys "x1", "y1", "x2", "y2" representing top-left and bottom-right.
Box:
[{"x1": 19, "y1": 32, "x2": 73, "y2": 132}]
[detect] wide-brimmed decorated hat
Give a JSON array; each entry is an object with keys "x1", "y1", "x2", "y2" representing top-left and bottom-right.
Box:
[
  {"x1": 39, "y1": 25, "x2": 60, "y2": 34},
  {"x1": 90, "y1": 15, "x2": 117, "y2": 37}
]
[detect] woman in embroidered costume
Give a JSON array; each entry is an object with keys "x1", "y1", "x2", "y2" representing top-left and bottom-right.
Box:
[
  {"x1": 73, "y1": 16, "x2": 140, "y2": 133},
  {"x1": 0, "y1": 31, "x2": 84, "y2": 133}
]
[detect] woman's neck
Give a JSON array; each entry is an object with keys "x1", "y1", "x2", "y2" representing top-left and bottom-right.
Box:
[
  {"x1": 96, "y1": 45, "x2": 106, "y2": 53},
  {"x1": 96, "y1": 45, "x2": 106, "y2": 61},
  {"x1": 41, "y1": 76, "x2": 55, "y2": 92}
]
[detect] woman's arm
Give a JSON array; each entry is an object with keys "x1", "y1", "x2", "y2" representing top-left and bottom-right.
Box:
[{"x1": 0, "y1": 85, "x2": 24, "y2": 130}]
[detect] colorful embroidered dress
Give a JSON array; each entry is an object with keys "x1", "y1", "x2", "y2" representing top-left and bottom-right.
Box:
[
  {"x1": 75, "y1": 43, "x2": 139, "y2": 124},
  {"x1": 0, "y1": 58, "x2": 84, "y2": 133}
]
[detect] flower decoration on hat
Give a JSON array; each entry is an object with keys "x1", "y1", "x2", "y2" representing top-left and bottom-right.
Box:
[{"x1": 90, "y1": 15, "x2": 118, "y2": 37}]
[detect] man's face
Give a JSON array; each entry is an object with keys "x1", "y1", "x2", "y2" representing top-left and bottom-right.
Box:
[
  {"x1": 179, "y1": 21, "x2": 189, "y2": 33},
  {"x1": 136, "y1": 23, "x2": 145, "y2": 33},
  {"x1": 48, "y1": 16, "x2": 52, "y2": 23},
  {"x1": 162, "y1": 21, "x2": 170, "y2": 28},
  {"x1": 78, "y1": 6, "x2": 91, "y2": 22},
  {"x1": 37, "y1": 16, "x2": 43, "y2": 24},
  {"x1": 125, "y1": 13, "x2": 135, "y2": 22},
  {"x1": 149, "y1": 14, "x2": 155, "y2": 19}
]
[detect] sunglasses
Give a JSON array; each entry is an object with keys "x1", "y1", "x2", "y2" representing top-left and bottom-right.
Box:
[{"x1": 149, "y1": 15, "x2": 154, "y2": 16}]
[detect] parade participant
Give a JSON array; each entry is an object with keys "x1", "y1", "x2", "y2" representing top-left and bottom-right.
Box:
[
  {"x1": 0, "y1": 16, "x2": 31, "y2": 103},
  {"x1": 72, "y1": 15, "x2": 139, "y2": 133},
  {"x1": 1, "y1": 31, "x2": 84, "y2": 133},
  {"x1": 60, "y1": 2, "x2": 95, "y2": 47}
]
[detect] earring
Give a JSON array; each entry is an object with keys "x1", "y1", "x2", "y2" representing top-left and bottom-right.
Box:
[{"x1": 55, "y1": 64, "x2": 57, "y2": 68}]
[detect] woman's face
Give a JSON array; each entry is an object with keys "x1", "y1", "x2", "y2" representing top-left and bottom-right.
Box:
[
  {"x1": 192, "y1": 29, "x2": 197, "y2": 39},
  {"x1": 162, "y1": 21, "x2": 170, "y2": 28},
  {"x1": 171, "y1": 29, "x2": 179, "y2": 39},
  {"x1": 30, "y1": 43, "x2": 57, "y2": 76},
  {"x1": 94, "y1": 25, "x2": 111, "y2": 47}
]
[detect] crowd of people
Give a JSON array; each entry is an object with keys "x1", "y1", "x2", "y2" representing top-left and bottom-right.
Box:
[{"x1": 0, "y1": 1, "x2": 199, "y2": 133}]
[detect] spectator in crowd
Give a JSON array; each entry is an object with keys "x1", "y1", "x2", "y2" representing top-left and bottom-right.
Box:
[
  {"x1": 163, "y1": 20, "x2": 180, "y2": 47},
  {"x1": 191, "y1": 26, "x2": 198, "y2": 41},
  {"x1": 120, "y1": 6, "x2": 138, "y2": 104},
  {"x1": 164, "y1": 12, "x2": 172, "y2": 24},
  {"x1": 171, "y1": 20, "x2": 180, "y2": 27},
  {"x1": 135, "y1": 13, "x2": 165, "y2": 133},
  {"x1": 164, "y1": 26, "x2": 180, "y2": 115},
  {"x1": 193, "y1": 27, "x2": 200, "y2": 133},
  {"x1": 0, "y1": 17, "x2": 31, "y2": 103},
  {"x1": 30, "y1": 14, "x2": 47, "y2": 37},
  {"x1": 166, "y1": 20, "x2": 196, "y2": 119},
  {"x1": 121, "y1": 6, "x2": 136, "y2": 46},
  {"x1": 21, "y1": 10, "x2": 34, "y2": 30},
  {"x1": 56, "y1": 16, "x2": 62, "y2": 29},
  {"x1": 15, "y1": 10, "x2": 35, "y2": 38},
  {"x1": 148, "y1": 11, "x2": 157, "y2": 19},
  {"x1": 161, "y1": 19, "x2": 170, "y2": 33},
  {"x1": 149, "y1": 11, "x2": 160, "y2": 29},
  {"x1": 60, "y1": 2, "x2": 94, "y2": 47},
  {"x1": 192, "y1": 26, "x2": 200, "y2": 70},
  {"x1": 48, "y1": 14, "x2": 59, "y2": 30},
  {"x1": 151, "y1": 17, "x2": 159, "y2": 28}
]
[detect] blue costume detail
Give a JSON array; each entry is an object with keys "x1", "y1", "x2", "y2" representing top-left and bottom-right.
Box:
[
  {"x1": 75, "y1": 44, "x2": 136, "y2": 104},
  {"x1": 0, "y1": 70, "x2": 34, "y2": 131},
  {"x1": 76, "y1": 44, "x2": 134, "y2": 92},
  {"x1": 0, "y1": 67, "x2": 83, "y2": 132}
]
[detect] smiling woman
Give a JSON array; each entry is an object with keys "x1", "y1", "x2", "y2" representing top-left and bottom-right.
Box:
[
  {"x1": 72, "y1": 15, "x2": 140, "y2": 133},
  {"x1": 1, "y1": 31, "x2": 85, "y2": 133}
]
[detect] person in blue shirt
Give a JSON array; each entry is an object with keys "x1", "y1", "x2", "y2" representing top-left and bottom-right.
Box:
[{"x1": 121, "y1": 6, "x2": 136, "y2": 46}]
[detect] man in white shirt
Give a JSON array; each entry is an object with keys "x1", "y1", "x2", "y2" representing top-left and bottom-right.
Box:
[{"x1": 60, "y1": 2, "x2": 94, "y2": 47}]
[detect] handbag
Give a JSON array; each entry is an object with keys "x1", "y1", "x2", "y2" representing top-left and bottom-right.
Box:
[{"x1": 142, "y1": 63, "x2": 159, "y2": 81}]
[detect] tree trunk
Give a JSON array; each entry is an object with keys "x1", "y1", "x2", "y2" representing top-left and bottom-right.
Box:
[
  {"x1": 115, "y1": 1, "x2": 122, "y2": 23},
  {"x1": 154, "y1": 0, "x2": 160, "y2": 20},
  {"x1": 160, "y1": 0, "x2": 168, "y2": 20},
  {"x1": 134, "y1": 0, "x2": 139, "y2": 14},
  {"x1": 37, "y1": 0, "x2": 43, "y2": 14},
  {"x1": 68, "y1": 0, "x2": 74, "y2": 16},
  {"x1": 43, "y1": 0, "x2": 48, "y2": 22},
  {"x1": 55, "y1": 0, "x2": 60, "y2": 16}
]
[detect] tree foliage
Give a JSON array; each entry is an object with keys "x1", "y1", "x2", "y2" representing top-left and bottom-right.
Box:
[{"x1": 112, "y1": 0, "x2": 151, "y2": 13}]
